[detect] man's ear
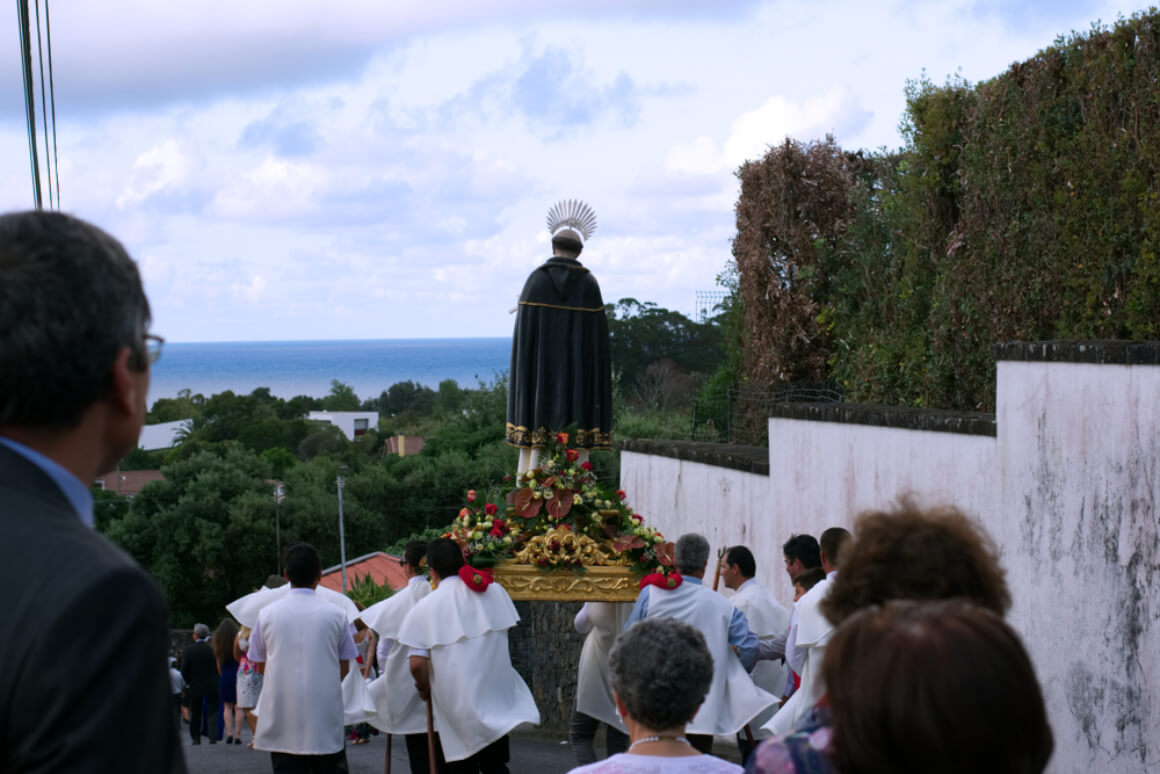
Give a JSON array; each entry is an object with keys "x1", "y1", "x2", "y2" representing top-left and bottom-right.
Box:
[{"x1": 108, "y1": 346, "x2": 140, "y2": 417}]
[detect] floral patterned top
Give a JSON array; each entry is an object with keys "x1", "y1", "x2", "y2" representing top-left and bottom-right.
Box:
[{"x1": 744, "y1": 726, "x2": 835, "y2": 774}]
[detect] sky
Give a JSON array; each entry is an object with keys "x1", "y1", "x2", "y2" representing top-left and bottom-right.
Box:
[{"x1": 0, "y1": 0, "x2": 1153, "y2": 342}]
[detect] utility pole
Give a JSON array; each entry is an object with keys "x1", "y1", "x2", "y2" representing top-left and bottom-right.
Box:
[
  {"x1": 16, "y1": 0, "x2": 43, "y2": 208},
  {"x1": 336, "y1": 475, "x2": 347, "y2": 592},
  {"x1": 274, "y1": 482, "x2": 285, "y2": 574}
]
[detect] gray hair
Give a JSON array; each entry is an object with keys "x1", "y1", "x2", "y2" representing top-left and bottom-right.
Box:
[
  {"x1": 675, "y1": 533, "x2": 710, "y2": 575},
  {"x1": 611, "y1": 618, "x2": 713, "y2": 731},
  {"x1": 193, "y1": 623, "x2": 210, "y2": 639},
  {"x1": 0, "y1": 211, "x2": 150, "y2": 429}
]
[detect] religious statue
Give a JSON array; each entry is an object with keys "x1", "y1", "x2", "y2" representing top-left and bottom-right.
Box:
[{"x1": 507, "y1": 200, "x2": 612, "y2": 473}]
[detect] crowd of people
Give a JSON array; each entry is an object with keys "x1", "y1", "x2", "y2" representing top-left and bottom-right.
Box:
[{"x1": 0, "y1": 210, "x2": 1055, "y2": 774}]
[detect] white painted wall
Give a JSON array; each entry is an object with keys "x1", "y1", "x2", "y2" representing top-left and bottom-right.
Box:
[
  {"x1": 137, "y1": 419, "x2": 190, "y2": 450},
  {"x1": 306, "y1": 411, "x2": 378, "y2": 441},
  {"x1": 619, "y1": 357, "x2": 1159, "y2": 773}
]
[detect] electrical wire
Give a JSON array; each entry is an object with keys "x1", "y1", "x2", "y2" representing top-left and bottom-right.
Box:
[
  {"x1": 45, "y1": 0, "x2": 60, "y2": 209},
  {"x1": 33, "y1": 0, "x2": 53, "y2": 208}
]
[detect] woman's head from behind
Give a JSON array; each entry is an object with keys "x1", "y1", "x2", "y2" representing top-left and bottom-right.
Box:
[
  {"x1": 610, "y1": 617, "x2": 713, "y2": 733},
  {"x1": 821, "y1": 497, "x2": 1011, "y2": 626},
  {"x1": 825, "y1": 600, "x2": 1053, "y2": 774},
  {"x1": 212, "y1": 618, "x2": 239, "y2": 663}
]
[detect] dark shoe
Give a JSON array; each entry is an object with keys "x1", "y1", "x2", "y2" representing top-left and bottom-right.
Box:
[
  {"x1": 226, "y1": 736, "x2": 234, "y2": 744},
  {"x1": 234, "y1": 737, "x2": 244, "y2": 745}
]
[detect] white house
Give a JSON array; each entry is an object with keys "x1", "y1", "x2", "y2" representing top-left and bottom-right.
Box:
[
  {"x1": 306, "y1": 411, "x2": 378, "y2": 441},
  {"x1": 137, "y1": 419, "x2": 191, "y2": 450}
]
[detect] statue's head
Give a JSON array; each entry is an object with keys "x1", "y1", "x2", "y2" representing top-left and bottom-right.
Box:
[{"x1": 547, "y1": 200, "x2": 596, "y2": 259}]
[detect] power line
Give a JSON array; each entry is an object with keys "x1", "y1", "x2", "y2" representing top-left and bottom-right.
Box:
[
  {"x1": 16, "y1": 0, "x2": 43, "y2": 209},
  {"x1": 44, "y1": 0, "x2": 60, "y2": 208},
  {"x1": 33, "y1": 0, "x2": 53, "y2": 208}
]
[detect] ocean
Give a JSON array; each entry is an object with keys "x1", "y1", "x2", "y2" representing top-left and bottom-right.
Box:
[{"x1": 148, "y1": 338, "x2": 512, "y2": 406}]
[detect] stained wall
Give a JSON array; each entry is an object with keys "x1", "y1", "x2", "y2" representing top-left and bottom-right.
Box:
[{"x1": 619, "y1": 342, "x2": 1160, "y2": 773}]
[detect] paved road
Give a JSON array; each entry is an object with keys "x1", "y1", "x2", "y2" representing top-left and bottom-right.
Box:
[{"x1": 180, "y1": 728, "x2": 582, "y2": 774}]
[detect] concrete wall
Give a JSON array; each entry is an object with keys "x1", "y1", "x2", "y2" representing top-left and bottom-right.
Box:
[
  {"x1": 306, "y1": 411, "x2": 379, "y2": 441},
  {"x1": 619, "y1": 342, "x2": 1159, "y2": 774}
]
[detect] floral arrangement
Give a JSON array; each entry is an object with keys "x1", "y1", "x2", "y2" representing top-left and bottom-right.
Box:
[{"x1": 445, "y1": 432, "x2": 676, "y2": 577}]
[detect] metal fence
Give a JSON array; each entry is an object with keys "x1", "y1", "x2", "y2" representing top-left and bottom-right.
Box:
[{"x1": 691, "y1": 382, "x2": 843, "y2": 445}]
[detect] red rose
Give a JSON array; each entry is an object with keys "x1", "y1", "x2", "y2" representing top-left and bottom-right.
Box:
[
  {"x1": 492, "y1": 518, "x2": 506, "y2": 531},
  {"x1": 566, "y1": 448, "x2": 579, "y2": 462},
  {"x1": 580, "y1": 461, "x2": 593, "y2": 471},
  {"x1": 489, "y1": 527, "x2": 502, "y2": 538},
  {"x1": 484, "y1": 503, "x2": 498, "y2": 515},
  {"x1": 632, "y1": 514, "x2": 643, "y2": 523},
  {"x1": 616, "y1": 489, "x2": 627, "y2": 501}
]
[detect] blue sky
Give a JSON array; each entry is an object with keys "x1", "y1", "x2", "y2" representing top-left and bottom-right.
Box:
[{"x1": 0, "y1": 0, "x2": 1151, "y2": 341}]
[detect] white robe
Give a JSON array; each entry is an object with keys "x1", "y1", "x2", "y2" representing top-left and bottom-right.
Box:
[
  {"x1": 643, "y1": 582, "x2": 778, "y2": 736},
  {"x1": 575, "y1": 602, "x2": 632, "y2": 731},
  {"x1": 729, "y1": 579, "x2": 791, "y2": 739},
  {"x1": 398, "y1": 575, "x2": 540, "y2": 761},
  {"x1": 762, "y1": 576, "x2": 832, "y2": 736},
  {"x1": 253, "y1": 590, "x2": 351, "y2": 755},
  {"x1": 359, "y1": 576, "x2": 433, "y2": 734}
]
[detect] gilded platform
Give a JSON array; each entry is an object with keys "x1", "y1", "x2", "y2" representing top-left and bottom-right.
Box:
[{"x1": 493, "y1": 561, "x2": 641, "y2": 602}]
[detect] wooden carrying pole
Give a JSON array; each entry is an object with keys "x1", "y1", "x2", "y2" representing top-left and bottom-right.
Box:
[{"x1": 383, "y1": 732, "x2": 391, "y2": 774}]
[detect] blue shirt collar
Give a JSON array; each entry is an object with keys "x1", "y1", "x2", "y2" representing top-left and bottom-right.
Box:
[
  {"x1": 0, "y1": 437, "x2": 94, "y2": 527},
  {"x1": 685, "y1": 575, "x2": 703, "y2": 585}
]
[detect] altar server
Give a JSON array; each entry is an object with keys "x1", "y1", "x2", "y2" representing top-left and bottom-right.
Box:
[
  {"x1": 400, "y1": 538, "x2": 540, "y2": 772},
  {"x1": 625, "y1": 533, "x2": 777, "y2": 753},
  {"x1": 570, "y1": 602, "x2": 632, "y2": 765},
  {"x1": 720, "y1": 545, "x2": 791, "y2": 757},
  {"x1": 359, "y1": 541, "x2": 434, "y2": 774},
  {"x1": 249, "y1": 542, "x2": 358, "y2": 774}
]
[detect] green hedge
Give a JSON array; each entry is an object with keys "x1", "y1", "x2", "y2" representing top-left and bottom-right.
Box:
[{"x1": 734, "y1": 10, "x2": 1160, "y2": 410}]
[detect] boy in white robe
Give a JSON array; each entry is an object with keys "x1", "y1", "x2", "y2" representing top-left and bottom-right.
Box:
[
  {"x1": 400, "y1": 538, "x2": 540, "y2": 773},
  {"x1": 358, "y1": 541, "x2": 434, "y2": 774}
]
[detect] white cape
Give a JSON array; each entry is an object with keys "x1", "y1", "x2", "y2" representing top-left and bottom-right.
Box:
[
  {"x1": 762, "y1": 576, "x2": 832, "y2": 736},
  {"x1": 575, "y1": 602, "x2": 632, "y2": 731},
  {"x1": 359, "y1": 577, "x2": 433, "y2": 734},
  {"x1": 398, "y1": 576, "x2": 539, "y2": 761},
  {"x1": 730, "y1": 580, "x2": 791, "y2": 739},
  {"x1": 643, "y1": 581, "x2": 778, "y2": 736}
]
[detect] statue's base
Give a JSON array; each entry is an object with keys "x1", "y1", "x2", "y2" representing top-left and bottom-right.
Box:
[{"x1": 493, "y1": 561, "x2": 640, "y2": 602}]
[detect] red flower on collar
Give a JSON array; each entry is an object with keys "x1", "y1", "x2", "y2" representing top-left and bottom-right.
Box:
[
  {"x1": 458, "y1": 565, "x2": 494, "y2": 592},
  {"x1": 639, "y1": 571, "x2": 683, "y2": 590}
]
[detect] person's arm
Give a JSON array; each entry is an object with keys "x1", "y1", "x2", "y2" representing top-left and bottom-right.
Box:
[
  {"x1": 728, "y1": 607, "x2": 760, "y2": 671},
  {"x1": 249, "y1": 618, "x2": 266, "y2": 675},
  {"x1": 362, "y1": 631, "x2": 377, "y2": 677},
  {"x1": 340, "y1": 660, "x2": 350, "y2": 680},
  {"x1": 409, "y1": 655, "x2": 431, "y2": 701},
  {"x1": 785, "y1": 612, "x2": 805, "y2": 675},
  {"x1": 756, "y1": 630, "x2": 788, "y2": 662},
  {"x1": 623, "y1": 589, "x2": 649, "y2": 631},
  {"x1": 338, "y1": 618, "x2": 358, "y2": 682}
]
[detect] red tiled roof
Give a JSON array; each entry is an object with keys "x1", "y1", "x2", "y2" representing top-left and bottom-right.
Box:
[
  {"x1": 385, "y1": 435, "x2": 425, "y2": 456},
  {"x1": 319, "y1": 551, "x2": 407, "y2": 592},
  {"x1": 93, "y1": 469, "x2": 165, "y2": 497}
]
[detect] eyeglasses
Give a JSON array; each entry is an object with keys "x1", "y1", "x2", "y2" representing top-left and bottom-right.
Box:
[{"x1": 144, "y1": 333, "x2": 165, "y2": 364}]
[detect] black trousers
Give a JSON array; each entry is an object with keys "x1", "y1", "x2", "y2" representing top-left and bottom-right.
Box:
[
  {"x1": 404, "y1": 732, "x2": 436, "y2": 774},
  {"x1": 443, "y1": 735, "x2": 509, "y2": 774},
  {"x1": 187, "y1": 687, "x2": 219, "y2": 742},
  {"x1": 270, "y1": 749, "x2": 350, "y2": 774}
]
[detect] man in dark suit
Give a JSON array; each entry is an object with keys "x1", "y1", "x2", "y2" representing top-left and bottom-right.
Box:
[
  {"x1": 0, "y1": 211, "x2": 186, "y2": 772},
  {"x1": 182, "y1": 623, "x2": 221, "y2": 744}
]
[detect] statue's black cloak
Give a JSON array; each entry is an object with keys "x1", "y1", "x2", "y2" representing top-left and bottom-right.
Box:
[{"x1": 506, "y1": 256, "x2": 613, "y2": 450}]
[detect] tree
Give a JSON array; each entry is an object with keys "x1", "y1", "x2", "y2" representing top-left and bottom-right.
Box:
[{"x1": 322, "y1": 380, "x2": 361, "y2": 411}]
